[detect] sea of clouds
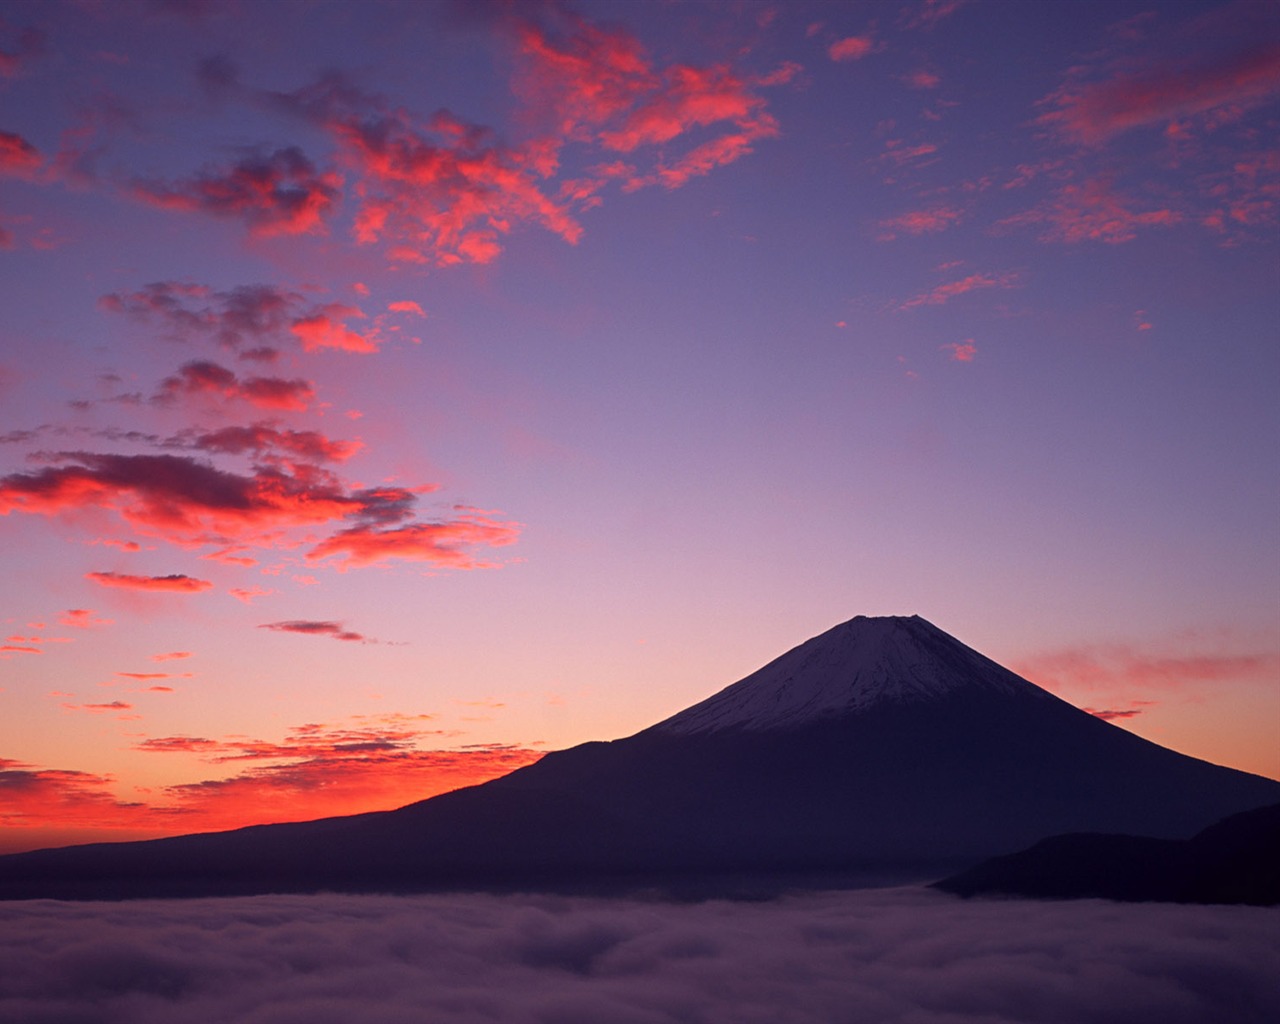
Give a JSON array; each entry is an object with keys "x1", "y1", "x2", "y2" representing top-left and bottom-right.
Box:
[{"x1": 0, "y1": 886, "x2": 1275, "y2": 1024}]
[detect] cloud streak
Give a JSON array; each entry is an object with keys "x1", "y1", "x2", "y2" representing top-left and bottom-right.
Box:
[{"x1": 86, "y1": 572, "x2": 213, "y2": 593}]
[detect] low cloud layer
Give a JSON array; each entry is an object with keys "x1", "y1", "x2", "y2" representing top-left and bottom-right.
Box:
[{"x1": 0, "y1": 887, "x2": 1274, "y2": 1024}]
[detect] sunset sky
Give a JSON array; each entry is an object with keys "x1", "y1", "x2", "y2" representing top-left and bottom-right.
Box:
[{"x1": 1, "y1": 0, "x2": 1277, "y2": 854}]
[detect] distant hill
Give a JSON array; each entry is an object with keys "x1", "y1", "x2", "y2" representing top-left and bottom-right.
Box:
[
  {"x1": 933, "y1": 802, "x2": 1280, "y2": 905},
  {"x1": 2, "y1": 615, "x2": 1277, "y2": 900}
]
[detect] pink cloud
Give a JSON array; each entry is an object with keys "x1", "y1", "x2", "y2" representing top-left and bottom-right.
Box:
[
  {"x1": 0, "y1": 130, "x2": 41, "y2": 177},
  {"x1": 388, "y1": 300, "x2": 425, "y2": 316},
  {"x1": 306, "y1": 512, "x2": 521, "y2": 570},
  {"x1": 880, "y1": 139, "x2": 939, "y2": 167},
  {"x1": 230, "y1": 585, "x2": 273, "y2": 604},
  {"x1": 1013, "y1": 645, "x2": 1278, "y2": 694},
  {"x1": 878, "y1": 206, "x2": 963, "y2": 239},
  {"x1": 0, "y1": 23, "x2": 44, "y2": 78},
  {"x1": 60, "y1": 699, "x2": 134, "y2": 715},
  {"x1": 86, "y1": 572, "x2": 213, "y2": 593},
  {"x1": 152, "y1": 651, "x2": 192, "y2": 661},
  {"x1": 901, "y1": 271, "x2": 1016, "y2": 309},
  {"x1": 289, "y1": 303, "x2": 379, "y2": 353},
  {"x1": 1002, "y1": 177, "x2": 1181, "y2": 244},
  {"x1": 0, "y1": 644, "x2": 41, "y2": 655},
  {"x1": 131, "y1": 146, "x2": 342, "y2": 236},
  {"x1": 172, "y1": 422, "x2": 363, "y2": 464},
  {"x1": 1044, "y1": 44, "x2": 1280, "y2": 145},
  {"x1": 941, "y1": 339, "x2": 977, "y2": 362},
  {"x1": 903, "y1": 0, "x2": 967, "y2": 31},
  {"x1": 829, "y1": 36, "x2": 874, "y2": 62},
  {"x1": 58, "y1": 608, "x2": 112, "y2": 629}
]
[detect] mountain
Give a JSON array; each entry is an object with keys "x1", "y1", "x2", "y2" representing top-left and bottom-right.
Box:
[
  {"x1": 933, "y1": 802, "x2": 1280, "y2": 905},
  {"x1": 1, "y1": 614, "x2": 1277, "y2": 900}
]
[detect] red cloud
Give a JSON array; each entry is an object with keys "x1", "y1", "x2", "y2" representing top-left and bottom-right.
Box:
[
  {"x1": 1044, "y1": 44, "x2": 1280, "y2": 145},
  {"x1": 516, "y1": 16, "x2": 786, "y2": 194},
  {"x1": 0, "y1": 644, "x2": 40, "y2": 655},
  {"x1": 1002, "y1": 177, "x2": 1181, "y2": 244},
  {"x1": 307, "y1": 513, "x2": 521, "y2": 569},
  {"x1": 323, "y1": 97, "x2": 581, "y2": 267},
  {"x1": 86, "y1": 572, "x2": 213, "y2": 593},
  {"x1": 388, "y1": 300, "x2": 425, "y2": 316},
  {"x1": 0, "y1": 758, "x2": 136, "y2": 835},
  {"x1": 941, "y1": 340, "x2": 977, "y2": 362},
  {"x1": 174, "y1": 422, "x2": 361, "y2": 463},
  {"x1": 289, "y1": 304, "x2": 379, "y2": 353},
  {"x1": 829, "y1": 36, "x2": 874, "y2": 62},
  {"x1": 260, "y1": 620, "x2": 369, "y2": 643},
  {"x1": 0, "y1": 130, "x2": 41, "y2": 177},
  {"x1": 878, "y1": 206, "x2": 963, "y2": 239},
  {"x1": 59, "y1": 608, "x2": 112, "y2": 629},
  {"x1": 153, "y1": 360, "x2": 315, "y2": 411},
  {"x1": 131, "y1": 146, "x2": 342, "y2": 236},
  {"x1": 230, "y1": 586, "x2": 273, "y2": 604},
  {"x1": 901, "y1": 271, "x2": 1016, "y2": 309}
]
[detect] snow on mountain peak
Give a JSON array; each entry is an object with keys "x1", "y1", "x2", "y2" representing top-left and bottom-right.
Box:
[{"x1": 650, "y1": 615, "x2": 1047, "y2": 735}]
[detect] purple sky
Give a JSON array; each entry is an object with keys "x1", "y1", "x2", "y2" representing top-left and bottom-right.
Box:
[{"x1": 1, "y1": 0, "x2": 1278, "y2": 851}]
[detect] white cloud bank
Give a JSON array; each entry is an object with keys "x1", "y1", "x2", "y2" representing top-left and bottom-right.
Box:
[{"x1": 0, "y1": 886, "x2": 1275, "y2": 1024}]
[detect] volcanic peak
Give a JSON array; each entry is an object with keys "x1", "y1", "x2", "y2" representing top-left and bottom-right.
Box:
[{"x1": 651, "y1": 614, "x2": 1050, "y2": 735}]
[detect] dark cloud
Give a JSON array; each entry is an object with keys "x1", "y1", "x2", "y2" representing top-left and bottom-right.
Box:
[
  {"x1": 0, "y1": 888, "x2": 1273, "y2": 1023},
  {"x1": 152, "y1": 359, "x2": 315, "y2": 411},
  {"x1": 259, "y1": 620, "x2": 369, "y2": 642},
  {"x1": 132, "y1": 146, "x2": 342, "y2": 237}
]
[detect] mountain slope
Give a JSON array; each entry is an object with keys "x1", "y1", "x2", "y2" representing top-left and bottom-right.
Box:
[{"x1": 1, "y1": 615, "x2": 1277, "y2": 899}]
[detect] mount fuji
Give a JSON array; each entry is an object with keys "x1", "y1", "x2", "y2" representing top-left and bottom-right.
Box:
[{"x1": 1, "y1": 615, "x2": 1277, "y2": 899}]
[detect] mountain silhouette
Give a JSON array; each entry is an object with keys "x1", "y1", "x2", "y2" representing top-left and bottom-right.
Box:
[
  {"x1": 933, "y1": 802, "x2": 1280, "y2": 905},
  {"x1": 2, "y1": 615, "x2": 1277, "y2": 899}
]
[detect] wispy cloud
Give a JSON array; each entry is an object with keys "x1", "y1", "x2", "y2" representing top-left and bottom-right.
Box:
[
  {"x1": 1042, "y1": 44, "x2": 1280, "y2": 145},
  {"x1": 900, "y1": 271, "x2": 1016, "y2": 309}
]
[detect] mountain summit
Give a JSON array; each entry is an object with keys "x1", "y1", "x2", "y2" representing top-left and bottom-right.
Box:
[
  {"x1": 652, "y1": 615, "x2": 1047, "y2": 734},
  {"x1": 1, "y1": 614, "x2": 1277, "y2": 900}
]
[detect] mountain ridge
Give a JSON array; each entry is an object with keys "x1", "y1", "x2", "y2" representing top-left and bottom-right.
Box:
[{"x1": 1, "y1": 614, "x2": 1276, "y2": 900}]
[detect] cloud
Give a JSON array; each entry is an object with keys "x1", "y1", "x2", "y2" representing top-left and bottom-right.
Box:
[
  {"x1": 0, "y1": 644, "x2": 40, "y2": 655},
  {"x1": 1043, "y1": 44, "x2": 1280, "y2": 145},
  {"x1": 58, "y1": 608, "x2": 112, "y2": 629},
  {"x1": 0, "y1": 757, "x2": 136, "y2": 832},
  {"x1": 229, "y1": 585, "x2": 272, "y2": 604},
  {"x1": 0, "y1": 22, "x2": 44, "y2": 77},
  {"x1": 879, "y1": 139, "x2": 939, "y2": 167},
  {"x1": 0, "y1": 130, "x2": 40, "y2": 177},
  {"x1": 131, "y1": 146, "x2": 342, "y2": 236},
  {"x1": 152, "y1": 360, "x2": 316, "y2": 411},
  {"x1": 170, "y1": 422, "x2": 363, "y2": 464},
  {"x1": 259, "y1": 620, "x2": 370, "y2": 642},
  {"x1": 86, "y1": 572, "x2": 213, "y2": 592},
  {"x1": 99, "y1": 281, "x2": 299, "y2": 352},
  {"x1": 941, "y1": 339, "x2": 977, "y2": 362},
  {"x1": 289, "y1": 303, "x2": 380, "y2": 353},
  {"x1": 388, "y1": 300, "x2": 425, "y2": 316},
  {"x1": 1085, "y1": 703, "x2": 1156, "y2": 721},
  {"x1": 829, "y1": 36, "x2": 874, "y2": 62},
  {"x1": 0, "y1": 888, "x2": 1274, "y2": 1024},
  {"x1": 900, "y1": 271, "x2": 1016, "y2": 309},
  {"x1": 878, "y1": 205, "x2": 963, "y2": 238},
  {"x1": 307, "y1": 512, "x2": 521, "y2": 569},
  {"x1": 60, "y1": 699, "x2": 135, "y2": 715},
  {"x1": 1000, "y1": 176, "x2": 1181, "y2": 244},
  {"x1": 903, "y1": 0, "x2": 968, "y2": 31},
  {"x1": 1012, "y1": 644, "x2": 1279, "y2": 694}
]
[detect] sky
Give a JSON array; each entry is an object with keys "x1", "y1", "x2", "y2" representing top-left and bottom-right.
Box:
[
  {"x1": 2, "y1": 887, "x2": 1277, "y2": 1023},
  {"x1": 1, "y1": 0, "x2": 1278, "y2": 854}
]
